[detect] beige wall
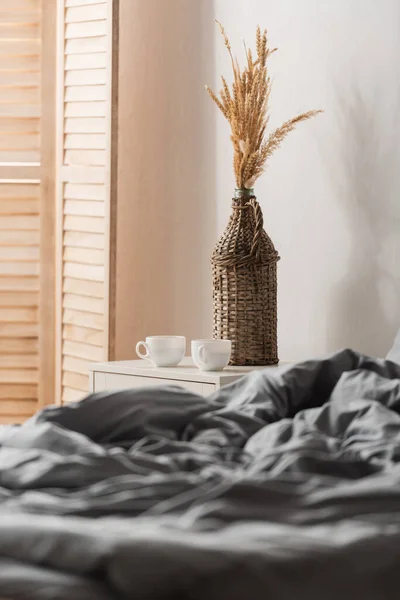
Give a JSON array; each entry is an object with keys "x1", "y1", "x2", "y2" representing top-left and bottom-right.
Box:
[
  {"x1": 117, "y1": 0, "x2": 400, "y2": 361},
  {"x1": 116, "y1": 0, "x2": 216, "y2": 358}
]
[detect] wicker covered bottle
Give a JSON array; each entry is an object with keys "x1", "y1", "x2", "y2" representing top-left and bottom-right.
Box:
[{"x1": 211, "y1": 188, "x2": 280, "y2": 365}]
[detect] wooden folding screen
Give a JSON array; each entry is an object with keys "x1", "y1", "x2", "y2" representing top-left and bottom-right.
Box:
[
  {"x1": 0, "y1": 0, "x2": 118, "y2": 418},
  {"x1": 0, "y1": 0, "x2": 44, "y2": 423},
  {"x1": 56, "y1": 0, "x2": 118, "y2": 404}
]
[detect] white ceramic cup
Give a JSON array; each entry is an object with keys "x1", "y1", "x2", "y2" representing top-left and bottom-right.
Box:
[
  {"x1": 136, "y1": 336, "x2": 186, "y2": 367},
  {"x1": 191, "y1": 339, "x2": 232, "y2": 371}
]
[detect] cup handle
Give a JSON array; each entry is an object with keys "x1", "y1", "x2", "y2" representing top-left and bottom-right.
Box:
[
  {"x1": 136, "y1": 341, "x2": 150, "y2": 361},
  {"x1": 197, "y1": 344, "x2": 208, "y2": 368}
]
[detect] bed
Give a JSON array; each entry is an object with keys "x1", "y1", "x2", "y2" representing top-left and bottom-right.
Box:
[{"x1": 1, "y1": 348, "x2": 400, "y2": 599}]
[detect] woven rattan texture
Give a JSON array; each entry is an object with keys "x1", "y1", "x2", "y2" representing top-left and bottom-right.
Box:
[{"x1": 211, "y1": 196, "x2": 280, "y2": 365}]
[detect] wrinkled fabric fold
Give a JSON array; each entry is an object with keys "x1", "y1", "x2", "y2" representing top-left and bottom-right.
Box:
[{"x1": 1, "y1": 349, "x2": 400, "y2": 599}]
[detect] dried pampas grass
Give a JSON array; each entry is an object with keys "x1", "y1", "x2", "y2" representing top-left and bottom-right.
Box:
[{"x1": 206, "y1": 22, "x2": 322, "y2": 189}]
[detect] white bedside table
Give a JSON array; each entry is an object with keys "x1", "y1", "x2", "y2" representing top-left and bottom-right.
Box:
[{"x1": 89, "y1": 358, "x2": 286, "y2": 397}]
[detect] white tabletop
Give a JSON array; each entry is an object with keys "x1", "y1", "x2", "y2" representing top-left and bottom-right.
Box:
[{"x1": 89, "y1": 357, "x2": 289, "y2": 385}]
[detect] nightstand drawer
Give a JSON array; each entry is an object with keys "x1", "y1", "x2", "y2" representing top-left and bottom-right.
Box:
[
  {"x1": 93, "y1": 371, "x2": 213, "y2": 397},
  {"x1": 88, "y1": 358, "x2": 286, "y2": 404}
]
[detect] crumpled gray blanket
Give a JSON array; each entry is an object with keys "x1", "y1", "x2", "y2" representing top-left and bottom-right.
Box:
[{"x1": 1, "y1": 349, "x2": 400, "y2": 599}]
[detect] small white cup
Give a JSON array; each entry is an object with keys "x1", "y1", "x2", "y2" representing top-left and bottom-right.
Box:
[
  {"x1": 136, "y1": 336, "x2": 186, "y2": 367},
  {"x1": 191, "y1": 339, "x2": 232, "y2": 371}
]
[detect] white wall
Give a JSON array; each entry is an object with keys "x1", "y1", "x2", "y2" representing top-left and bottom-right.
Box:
[
  {"x1": 117, "y1": 0, "x2": 400, "y2": 361},
  {"x1": 213, "y1": 0, "x2": 400, "y2": 359}
]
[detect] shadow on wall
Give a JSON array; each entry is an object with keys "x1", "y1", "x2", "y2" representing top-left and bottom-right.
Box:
[
  {"x1": 116, "y1": 0, "x2": 216, "y2": 357},
  {"x1": 327, "y1": 85, "x2": 400, "y2": 357}
]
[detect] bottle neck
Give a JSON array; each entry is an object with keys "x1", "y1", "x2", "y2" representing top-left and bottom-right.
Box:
[{"x1": 234, "y1": 188, "x2": 255, "y2": 199}]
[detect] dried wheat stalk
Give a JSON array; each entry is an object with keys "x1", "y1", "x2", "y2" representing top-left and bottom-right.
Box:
[{"x1": 206, "y1": 22, "x2": 322, "y2": 189}]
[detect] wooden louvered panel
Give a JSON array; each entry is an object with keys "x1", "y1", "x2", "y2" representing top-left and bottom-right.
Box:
[
  {"x1": 0, "y1": 307, "x2": 38, "y2": 322},
  {"x1": 0, "y1": 247, "x2": 39, "y2": 260},
  {"x1": 0, "y1": 2, "x2": 40, "y2": 165},
  {"x1": 0, "y1": 40, "x2": 40, "y2": 55},
  {"x1": 65, "y1": 52, "x2": 107, "y2": 71},
  {"x1": 64, "y1": 246, "x2": 104, "y2": 265},
  {"x1": 0, "y1": 323, "x2": 38, "y2": 337},
  {"x1": 63, "y1": 292, "x2": 103, "y2": 313},
  {"x1": 66, "y1": 0, "x2": 106, "y2": 6},
  {"x1": 63, "y1": 308, "x2": 104, "y2": 331},
  {"x1": 65, "y1": 149, "x2": 106, "y2": 165},
  {"x1": 0, "y1": 105, "x2": 40, "y2": 119},
  {"x1": 64, "y1": 215, "x2": 104, "y2": 233},
  {"x1": 0, "y1": 24, "x2": 40, "y2": 40},
  {"x1": 62, "y1": 165, "x2": 104, "y2": 184},
  {"x1": 0, "y1": 128, "x2": 39, "y2": 147},
  {"x1": 0, "y1": 383, "x2": 37, "y2": 399},
  {"x1": 0, "y1": 0, "x2": 40, "y2": 9},
  {"x1": 0, "y1": 133, "x2": 39, "y2": 150},
  {"x1": 0, "y1": 244, "x2": 38, "y2": 261},
  {"x1": 61, "y1": 370, "x2": 89, "y2": 407},
  {"x1": 65, "y1": 117, "x2": 106, "y2": 134},
  {"x1": 0, "y1": 55, "x2": 39, "y2": 70},
  {"x1": 0, "y1": 231, "x2": 39, "y2": 245},
  {"x1": 64, "y1": 199, "x2": 104, "y2": 217},
  {"x1": 0, "y1": 150, "x2": 40, "y2": 163},
  {"x1": 0, "y1": 276, "x2": 39, "y2": 291},
  {"x1": 0, "y1": 67, "x2": 39, "y2": 86},
  {"x1": 65, "y1": 85, "x2": 106, "y2": 102},
  {"x1": 63, "y1": 338, "x2": 104, "y2": 361},
  {"x1": 0, "y1": 262, "x2": 39, "y2": 276},
  {"x1": 57, "y1": 0, "x2": 116, "y2": 405},
  {"x1": 65, "y1": 36, "x2": 107, "y2": 55},
  {"x1": 63, "y1": 276, "x2": 104, "y2": 297},
  {"x1": 0, "y1": 179, "x2": 40, "y2": 423},
  {"x1": 0, "y1": 399, "x2": 36, "y2": 427},
  {"x1": 0, "y1": 10, "x2": 39, "y2": 22},
  {"x1": 0, "y1": 291, "x2": 38, "y2": 307},
  {"x1": 62, "y1": 323, "x2": 103, "y2": 346},
  {"x1": 63, "y1": 294, "x2": 104, "y2": 312},
  {"x1": 0, "y1": 370, "x2": 38, "y2": 384},
  {"x1": 0, "y1": 354, "x2": 38, "y2": 368},
  {"x1": 63, "y1": 355, "x2": 91, "y2": 376},
  {"x1": 63, "y1": 230, "x2": 104, "y2": 249},
  {"x1": 64, "y1": 133, "x2": 106, "y2": 149},
  {"x1": 0, "y1": 414, "x2": 33, "y2": 424},
  {"x1": 64, "y1": 183, "x2": 104, "y2": 200},
  {"x1": 62, "y1": 370, "x2": 88, "y2": 392},
  {"x1": 0, "y1": 198, "x2": 39, "y2": 214},
  {"x1": 0, "y1": 2, "x2": 44, "y2": 420},
  {"x1": 0, "y1": 337, "x2": 38, "y2": 354},
  {"x1": 0, "y1": 118, "x2": 39, "y2": 132},
  {"x1": 0, "y1": 182, "x2": 39, "y2": 198},
  {"x1": 0, "y1": 86, "x2": 39, "y2": 104},
  {"x1": 66, "y1": 4, "x2": 107, "y2": 24},
  {"x1": 62, "y1": 386, "x2": 84, "y2": 403},
  {"x1": 64, "y1": 102, "x2": 106, "y2": 118},
  {"x1": 66, "y1": 21, "x2": 107, "y2": 39},
  {"x1": 1, "y1": 215, "x2": 39, "y2": 230},
  {"x1": 63, "y1": 262, "x2": 104, "y2": 282},
  {"x1": 0, "y1": 399, "x2": 37, "y2": 415}
]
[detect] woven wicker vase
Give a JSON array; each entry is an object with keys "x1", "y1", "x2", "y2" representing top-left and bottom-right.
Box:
[{"x1": 211, "y1": 188, "x2": 280, "y2": 366}]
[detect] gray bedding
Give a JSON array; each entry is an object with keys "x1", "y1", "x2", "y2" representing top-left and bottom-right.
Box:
[{"x1": 1, "y1": 349, "x2": 400, "y2": 599}]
